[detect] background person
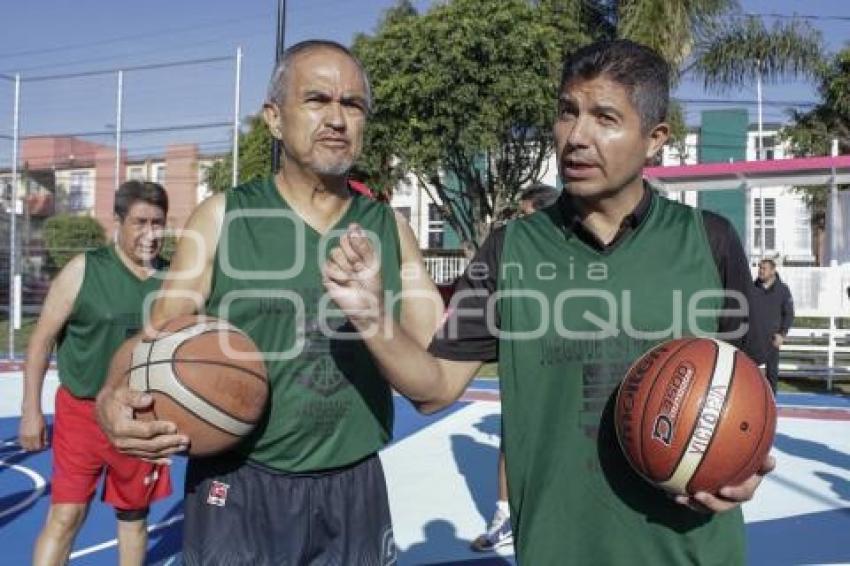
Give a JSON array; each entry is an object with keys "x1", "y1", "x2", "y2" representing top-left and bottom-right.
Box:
[
  {"x1": 19, "y1": 180, "x2": 172, "y2": 566},
  {"x1": 750, "y1": 258, "x2": 795, "y2": 391}
]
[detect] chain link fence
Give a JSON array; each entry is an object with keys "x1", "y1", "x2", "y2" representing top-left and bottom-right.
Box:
[{"x1": 1, "y1": 54, "x2": 240, "y2": 358}]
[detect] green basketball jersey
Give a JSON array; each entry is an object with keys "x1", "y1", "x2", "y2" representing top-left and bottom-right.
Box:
[
  {"x1": 205, "y1": 176, "x2": 401, "y2": 472},
  {"x1": 498, "y1": 194, "x2": 746, "y2": 564},
  {"x1": 57, "y1": 246, "x2": 166, "y2": 398}
]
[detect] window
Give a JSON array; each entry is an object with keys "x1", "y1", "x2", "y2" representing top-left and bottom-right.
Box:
[
  {"x1": 793, "y1": 198, "x2": 812, "y2": 253},
  {"x1": 198, "y1": 163, "x2": 210, "y2": 184},
  {"x1": 396, "y1": 177, "x2": 413, "y2": 197},
  {"x1": 757, "y1": 135, "x2": 776, "y2": 160},
  {"x1": 1, "y1": 177, "x2": 11, "y2": 202},
  {"x1": 128, "y1": 166, "x2": 145, "y2": 181},
  {"x1": 753, "y1": 197, "x2": 776, "y2": 251},
  {"x1": 68, "y1": 171, "x2": 92, "y2": 211},
  {"x1": 428, "y1": 204, "x2": 444, "y2": 249},
  {"x1": 197, "y1": 163, "x2": 212, "y2": 202},
  {"x1": 154, "y1": 164, "x2": 166, "y2": 184}
]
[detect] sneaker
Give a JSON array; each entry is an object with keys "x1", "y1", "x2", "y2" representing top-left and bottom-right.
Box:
[{"x1": 470, "y1": 508, "x2": 513, "y2": 552}]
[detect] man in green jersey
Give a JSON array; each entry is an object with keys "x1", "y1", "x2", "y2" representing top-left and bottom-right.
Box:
[
  {"x1": 324, "y1": 40, "x2": 774, "y2": 564},
  {"x1": 95, "y1": 40, "x2": 443, "y2": 564},
  {"x1": 19, "y1": 181, "x2": 172, "y2": 566}
]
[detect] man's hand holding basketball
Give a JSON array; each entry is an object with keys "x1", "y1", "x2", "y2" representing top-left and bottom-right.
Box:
[
  {"x1": 675, "y1": 454, "x2": 775, "y2": 513},
  {"x1": 322, "y1": 223, "x2": 385, "y2": 333},
  {"x1": 95, "y1": 332, "x2": 189, "y2": 464}
]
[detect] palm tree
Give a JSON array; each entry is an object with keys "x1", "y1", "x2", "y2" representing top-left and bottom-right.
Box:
[
  {"x1": 616, "y1": 0, "x2": 736, "y2": 76},
  {"x1": 589, "y1": 1, "x2": 824, "y2": 162},
  {"x1": 689, "y1": 15, "x2": 823, "y2": 91}
]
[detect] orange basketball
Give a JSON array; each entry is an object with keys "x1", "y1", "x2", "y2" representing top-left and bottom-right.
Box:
[
  {"x1": 614, "y1": 338, "x2": 776, "y2": 495},
  {"x1": 128, "y1": 315, "x2": 269, "y2": 456}
]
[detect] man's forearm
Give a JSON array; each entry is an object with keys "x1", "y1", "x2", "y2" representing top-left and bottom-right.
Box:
[
  {"x1": 359, "y1": 316, "x2": 450, "y2": 407},
  {"x1": 22, "y1": 341, "x2": 51, "y2": 412}
]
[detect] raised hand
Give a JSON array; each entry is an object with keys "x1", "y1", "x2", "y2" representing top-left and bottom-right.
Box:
[{"x1": 322, "y1": 223, "x2": 384, "y2": 330}]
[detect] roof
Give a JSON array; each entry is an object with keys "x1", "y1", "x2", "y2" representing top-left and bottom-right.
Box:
[{"x1": 644, "y1": 155, "x2": 850, "y2": 191}]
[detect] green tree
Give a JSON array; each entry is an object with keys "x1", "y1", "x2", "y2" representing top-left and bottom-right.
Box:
[
  {"x1": 43, "y1": 214, "x2": 106, "y2": 272},
  {"x1": 354, "y1": 0, "x2": 823, "y2": 246},
  {"x1": 354, "y1": 0, "x2": 589, "y2": 245},
  {"x1": 781, "y1": 48, "x2": 850, "y2": 264},
  {"x1": 783, "y1": 48, "x2": 850, "y2": 157},
  {"x1": 207, "y1": 114, "x2": 274, "y2": 193},
  {"x1": 607, "y1": 2, "x2": 822, "y2": 164}
]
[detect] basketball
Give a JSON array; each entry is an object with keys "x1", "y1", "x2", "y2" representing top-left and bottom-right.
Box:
[
  {"x1": 614, "y1": 338, "x2": 776, "y2": 496},
  {"x1": 127, "y1": 315, "x2": 269, "y2": 456}
]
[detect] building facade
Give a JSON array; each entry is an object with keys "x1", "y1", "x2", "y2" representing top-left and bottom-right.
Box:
[{"x1": 390, "y1": 109, "x2": 819, "y2": 265}]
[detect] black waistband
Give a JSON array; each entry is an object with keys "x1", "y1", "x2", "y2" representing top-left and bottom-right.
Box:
[{"x1": 243, "y1": 452, "x2": 379, "y2": 478}]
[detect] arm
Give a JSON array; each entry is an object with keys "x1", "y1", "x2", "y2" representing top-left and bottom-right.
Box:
[
  {"x1": 324, "y1": 221, "x2": 501, "y2": 413},
  {"x1": 701, "y1": 210, "x2": 753, "y2": 354},
  {"x1": 18, "y1": 255, "x2": 85, "y2": 451},
  {"x1": 95, "y1": 193, "x2": 224, "y2": 460},
  {"x1": 779, "y1": 284, "x2": 794, "y2": 336},
  {"x1": 384, "y1": 212, "x2": 482, "y2": 412},
  {"x1": 688, "y1": 211, "x2": 774, "y2": 512}
]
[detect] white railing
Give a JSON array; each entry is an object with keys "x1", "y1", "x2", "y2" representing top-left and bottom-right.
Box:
[
  {"x1": 424, "y1": 258, "x2": 849, "y2": 387},
  {"x1": 423, "y1": 256, "x2": 468, "y2": 284},
  {"x1": 764, "y1": 266, "x2": 850, "y2": 316}
]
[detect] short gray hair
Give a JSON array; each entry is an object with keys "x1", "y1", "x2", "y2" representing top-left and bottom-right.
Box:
[{"x1": 266, "y1": 40, "x2": 373, "y2": 113}]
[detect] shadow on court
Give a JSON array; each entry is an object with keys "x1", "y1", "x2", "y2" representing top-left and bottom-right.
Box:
[
  {"x1": 401, "y1": 519, "x2": 512, "y2": 566},
  {"x1": 453, "y1": 413, "x2": 502, "y2": 522},
  {"x1": 813, "y1": 471, "x2": 850, "y2": 503},
  {"x1": 773, "y1": 432, "x2": 850, "y2": 471},
  {"x1": 0, "y1": 433, "x2": 51, "y2": 530}
]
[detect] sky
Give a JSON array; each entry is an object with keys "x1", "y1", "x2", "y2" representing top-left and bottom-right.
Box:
[{"x1": 0, "y1": 0, "x2": 848, "y2": 166}]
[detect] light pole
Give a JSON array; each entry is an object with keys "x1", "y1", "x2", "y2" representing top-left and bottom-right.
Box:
[
  {"x1": 271, "y1": 0, "x2": 287, "y2": 174},
  {"x1": 7, "y1": 73, "x2": 20, "y2": 359}
]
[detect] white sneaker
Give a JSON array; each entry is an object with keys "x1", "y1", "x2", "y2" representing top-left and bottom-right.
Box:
[{"x1": 470, "y1": 507, "x2": 513, "y2": 552}]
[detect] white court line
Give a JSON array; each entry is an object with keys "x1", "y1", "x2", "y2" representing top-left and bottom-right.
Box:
[
  {"x1": 0, "y1": 449, "x2": 47, "y2": 521},
  {"x1": 69, "y1": 514, "x2": 184, "y2": 560}
]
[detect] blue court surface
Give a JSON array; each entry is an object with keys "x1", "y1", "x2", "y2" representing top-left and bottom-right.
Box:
[{"x1": 1, "y1": 372, "x2": 849, "y2": 565}]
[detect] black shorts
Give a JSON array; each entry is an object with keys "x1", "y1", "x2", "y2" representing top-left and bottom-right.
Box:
[{"x1": 181, "y1": 453, "x2": 397, "y2": 566}]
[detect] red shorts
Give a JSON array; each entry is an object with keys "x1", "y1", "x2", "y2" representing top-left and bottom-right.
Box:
[{"x1": 51, "y1": 386, "x2": 172, "y2": 510}]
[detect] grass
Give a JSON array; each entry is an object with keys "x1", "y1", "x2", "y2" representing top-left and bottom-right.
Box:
[
  {"x1": 0, "y1": 315, "x2": 38, "y2": 358},
  {"x1": 794, "y1": 317, "x2": 850, "y2": 330},
  {"x1": 778, "y1": 377, "x2": 850, "y2": 395},
  {"x1": 475, "y1": 362, "x2": 499, "y2": 379}
]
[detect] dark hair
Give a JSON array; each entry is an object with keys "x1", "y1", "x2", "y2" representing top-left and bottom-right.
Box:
[
  {"x1": 267, "y1": 39, "x2": 372, "y2": 112},
  {"x1": 114, "y1": 180, "x2": 168, "y2": 221},
  {"x1": 520, "y1": 183, "x2": 560, "y2": 211},
  {"x1": 560, "y1": 39, "x2": 670, "y2": 133},
  {"x1": 759, "y1": 258, "x2": 777, "y2": 269}
]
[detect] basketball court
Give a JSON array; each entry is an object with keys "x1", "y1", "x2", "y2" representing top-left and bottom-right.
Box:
[{"x1": 1, "y1": 371, "x2": 848, "y2": 565}]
